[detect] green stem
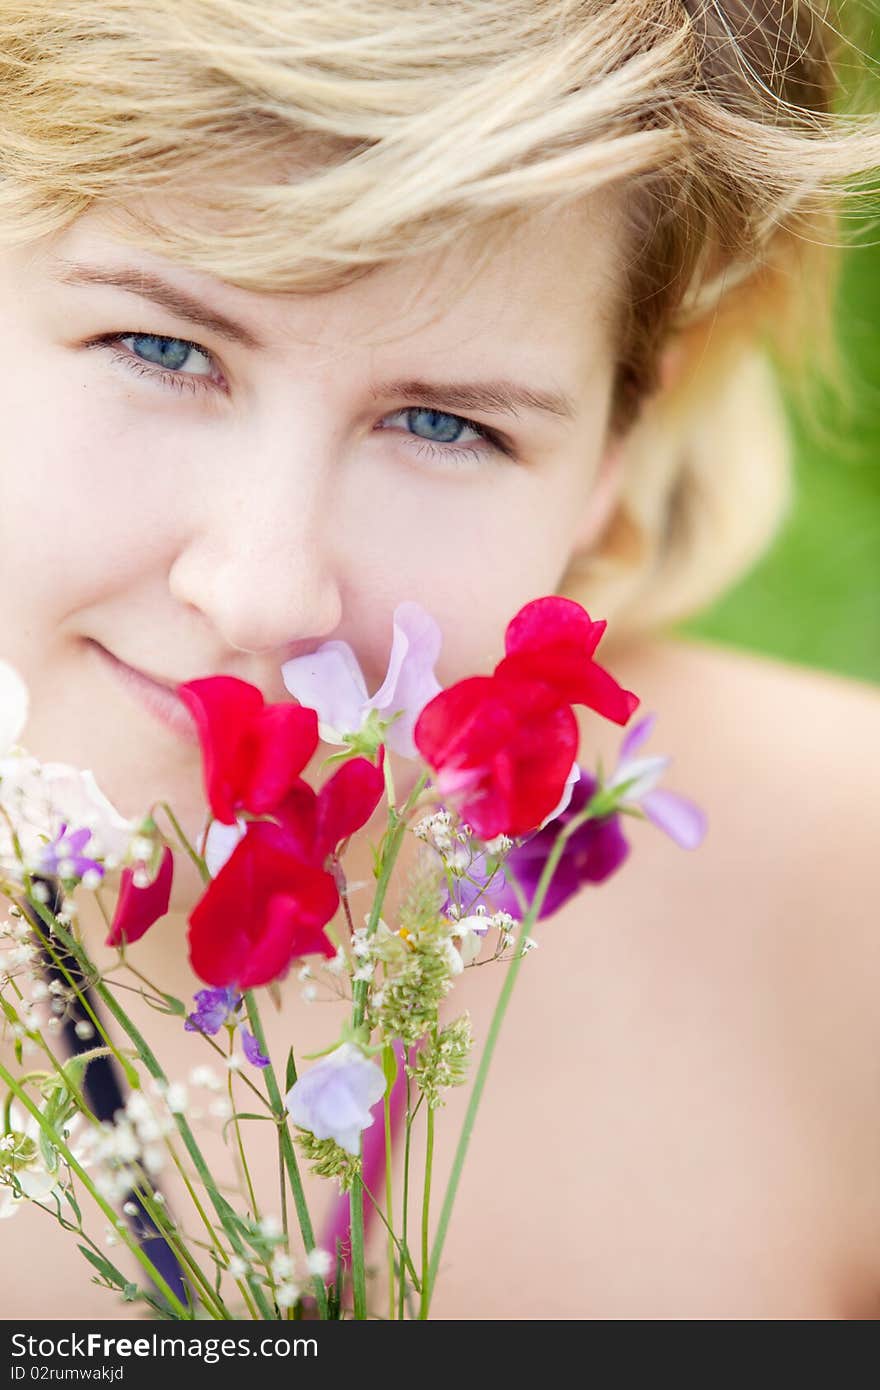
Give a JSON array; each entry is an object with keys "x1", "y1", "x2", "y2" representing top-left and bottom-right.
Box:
[
  {"x1": 384, "y1": 1083, "x2": 395, "y2": 1320},
  {"x1": 0, "y1": 1059, "x2": 190, "y2": 1318},
  {"x1": 419, "y1": 1104, "x2": 435, "y2": 1320},
  {"x1": 399, "y1": 1073, "x2": 413, "y2": 1322},
  {"x1": 425, "y1": 801, "x2": 604, "y2": 1309},
  {"x1": 349, "y1": 1172, "x2": 367, "y2": 1320},
  {"x1": 153, "y1": 802, "x2": 211, "y2": 885},
  {"x1": 242, "y1": 993, "x2": 328, "y2": 1320},
  {"x1": 23, "y1": 897, "x2": 273, "y2": 1313},
  {"x1": 346, "y1": 772, "x2": 429, "y2": 1318}
]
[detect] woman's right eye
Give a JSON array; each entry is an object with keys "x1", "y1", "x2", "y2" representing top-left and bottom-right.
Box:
[{"x1": 92, "y1": 332, "x2": 222, "y2": 395}]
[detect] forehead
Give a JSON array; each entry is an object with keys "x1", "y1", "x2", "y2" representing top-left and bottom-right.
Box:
[{"x1": 36, "y1": 193, "x2": 624, "y2": 377}]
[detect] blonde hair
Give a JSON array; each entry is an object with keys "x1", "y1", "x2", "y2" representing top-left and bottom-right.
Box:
[{"x1": 1, "y1": 0, "x2": 877, "y2": 630}]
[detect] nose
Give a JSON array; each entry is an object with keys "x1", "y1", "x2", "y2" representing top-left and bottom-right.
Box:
[{"x1": 167, "y1": 444, "x2": 344, "y2": 657}]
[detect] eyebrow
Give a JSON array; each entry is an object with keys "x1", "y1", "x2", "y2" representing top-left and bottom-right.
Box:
[
  {"x1": 370, "y1": 378, "x2": 576, "y2": 422},
  {"x1": 47, "y1": 260, "x2": 265, "y2": 350},
  {"x1": 47, "y1": 260, "x2": 577, "y2": 421}
]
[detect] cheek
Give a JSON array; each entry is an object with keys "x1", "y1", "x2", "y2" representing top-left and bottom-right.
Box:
[
  {"x1": 339, "y1": 460, "x2": 595, "y2": 682},
  {"x1": 0, "y1": 362, "x2": 181, "y2": 620}
]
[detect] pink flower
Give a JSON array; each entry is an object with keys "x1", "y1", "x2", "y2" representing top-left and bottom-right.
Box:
[{"x1": 282, "y1": 601, "x2": 442, "y2": 758}]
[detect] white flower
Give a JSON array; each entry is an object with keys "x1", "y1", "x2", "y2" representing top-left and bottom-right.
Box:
[
  {"x1": 0, "y1": 660, "x2": 28, "y2": 757},
  {"x1": 0, "y1": 753, "x2": 136, "y2": 879},
  {"x1": 306, "y1": 1247, "x2": 334, "y2": 1280},
  {"x1": 275, "y1": 1282, "x2": 300, "y2": 1310},
  {"x1": 285, "y1": 1043, "x2": 386, "y2": 1156}
]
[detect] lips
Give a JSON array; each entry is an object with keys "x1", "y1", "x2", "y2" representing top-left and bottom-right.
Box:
[{"x1": 88, "y1": 640, "x2": 201, "y2": 745}]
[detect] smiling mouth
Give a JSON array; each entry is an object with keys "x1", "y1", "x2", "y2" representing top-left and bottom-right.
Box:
[{"x1": 87, "y1": 640, "x2": 201, "y2": 746}]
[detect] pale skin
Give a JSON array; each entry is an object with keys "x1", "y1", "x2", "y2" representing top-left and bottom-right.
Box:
[{"x1": 0, "y1": 195, "x2": 878, "y2": 1319}]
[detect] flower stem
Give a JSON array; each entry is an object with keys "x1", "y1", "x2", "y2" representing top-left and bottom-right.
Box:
[
  {"x1": 425, "y1": 802, "x2": 603, "y2": 1312},
  {"x1": 242, "y1": 993, "x2": 328, "y2": 1320},
  {"x1": 384, "y1": 1084, "x2": 395, "y2": 1320},
  {"x1": 0, "y1": 1059, "x2": 191, "y2": 1318},
  {"x1": 153, "y1": 802, "x2": 211, "y2": 885},
  {"x1": 419, "y1": 1103, "x2": 435, "y2": 1319},
  {"x1": 398, "y1": 1073, "x2": 413, "y2": 1321}
]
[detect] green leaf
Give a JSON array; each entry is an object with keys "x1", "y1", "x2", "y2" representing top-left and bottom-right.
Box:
[
  {"x1": 147, "y1": 992, "x2": 187, "y2": 1018},
  {"x1": 382, "y1": 1043, "x2": 398, "y2": 1095},
  {"x1": 64, "y1": 1187, "x2": 82, "y2": 1224},
  {"x1": 285, "y1": 1047, "x2": 298, "y2": 1092},
  {"x1": 77, "y1": 1244, "x2": 127, "y2": 1290}
]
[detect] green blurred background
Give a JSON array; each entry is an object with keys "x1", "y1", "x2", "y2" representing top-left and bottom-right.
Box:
[{"x1": 679, "y1": 237, "x2": 880, "y2": 686}]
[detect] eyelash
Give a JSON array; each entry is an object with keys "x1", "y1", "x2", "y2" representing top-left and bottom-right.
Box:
[{"x1": 90, "y1": 332, "x2": 515, "y2": 467}]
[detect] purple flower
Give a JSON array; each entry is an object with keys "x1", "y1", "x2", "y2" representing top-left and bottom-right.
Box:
[
  {"x1": 607, "y1": 713, "x2": 707, "y2": 849},
  {"x1": 281, "y1": 601, "x2": 442, "y2": 758},
  {"x1": 184, "y1": 986, "x2": 269, "y2": 1068},
  {"x1": 285, "y1": 1043, "x2": 386, "y2": 1155},
  {"x1": 452, "y1": 768, "x2": 629, "y2": 922},
  {"x1": 35, "y1": 821, "x2": 104, "y2": 883}
]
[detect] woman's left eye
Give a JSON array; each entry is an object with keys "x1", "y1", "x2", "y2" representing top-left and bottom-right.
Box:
[{"x1": 377, "y1": 407, "x2": 509, "y2": 466}]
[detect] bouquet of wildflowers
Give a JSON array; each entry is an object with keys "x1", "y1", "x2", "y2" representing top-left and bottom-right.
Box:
[{"x1": 0, "y1": 596, "x2": 704, "y2": 1319}]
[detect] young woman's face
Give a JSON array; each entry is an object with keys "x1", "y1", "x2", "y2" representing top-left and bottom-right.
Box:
[{"x1": 0, "y1": 196, "x2": 625, "y2": 884}]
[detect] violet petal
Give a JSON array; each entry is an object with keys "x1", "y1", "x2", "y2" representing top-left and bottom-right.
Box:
[{"x1": 640, "y1": 788, "x2": 707, "y2": 849}]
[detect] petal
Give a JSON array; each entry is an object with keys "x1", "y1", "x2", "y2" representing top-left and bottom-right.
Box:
[
  {"x1": 0, "y1": 660, "x2": 28, "y2": 755},
  {"x1": 364, "y1": 602, "x2": 443, "y2": 759},
  {"x1": 496, "y1": 647, "x2": 639, "y2": 726},
  {"x1": 281, "y1": 642, "x2": 369, "y2": 741},
  {"x1": 607, "y1": 754, "x2": 671, "y2": 800},
  {"x1": 203, "y1": 817, "x2": 247, "y2": 878},
  {"x1": 314, "y1": 756, "x2": 385, "y2": 862},
  {"x1": 187, "y1": 827, "x2": 337, "y2": 989},
  {"x1": 617, "y1": 712, "x2": 658, "y2": 765},
  {"x1": 239, "y1": 1026, "x2": 270, "y2": 1068},
  {"x1": 504, "y1": 596, "x2": 606, "y2": 660},
  {"x1": 640, "y1": 789, "x2": 708, "y2": 849},
  {"x1": 106, "y1": 845, "x2": 174, "y2": 947},
  {"x1": 241, "y1": 703, "x2": 319, "y2": 814},
  {"x1": 537, "y1": 760, "x2": 581, "y2": 829},
  {"x1": 177, "y1": 677, "x2": 264, "y2": 823},
  {"x1": 183, "y1": 987, "x2": 234, "y2": 1035}
]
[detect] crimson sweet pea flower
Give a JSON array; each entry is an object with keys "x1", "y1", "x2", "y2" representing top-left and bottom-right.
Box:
[
  {"x1": 188, "y1": 754, "x2": 385, "y2": 989},
  {"x1": 414, "y1": 596, "x2": 639, "y2": 839},
  {"x1": 177, "y1": 676, "x2": 319, "y2": 824},
  {"x1": 494, "y1": 596, "x2": 639, "y2": 726},
  {"x1": 106, "y1": 845, "x2": 174, "y2": 947},
  {"x1": 414, "y1": 675, "x2": 579, "y2": 839}
]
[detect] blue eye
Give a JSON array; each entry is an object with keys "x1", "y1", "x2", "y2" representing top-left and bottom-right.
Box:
[
  {"x1": 381, "y1": 406, "x2": 508, "y2": 466},
  {"x1": 94, "y1": 331, "x2": 219, "y2": 394},
  {"x1": 92, "y1": 332, "x2": 514, "y2": 462}
]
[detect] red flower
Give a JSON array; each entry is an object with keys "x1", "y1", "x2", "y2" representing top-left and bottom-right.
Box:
[
  {"x1": 494, "y1": 596, "x2": 639, "y2": 726},
  {"x1": 177, "y1": 676, "x2": 319, "y2": 824},
  {"x1": 188, "y1": 754, "x2": 385, "y2": 988},
  {"x1": 414, "y1": 675, "x2": 578, "y2": 839},
  {"x1": 106, "y1": 846, "x2": 174, "y2": 947},
  {"x1": 188, "y1": 821, "x2": 339, "y2": 989},
  {"x1": 413, "y1": 597, "x2": 639, "y2": 838}
]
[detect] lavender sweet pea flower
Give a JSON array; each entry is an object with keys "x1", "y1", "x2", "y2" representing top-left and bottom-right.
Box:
[
  {"x1": 184, "y1": 987, "x2": 269, "y2": 1068},
  {"x1": 607, "y1": 713, "x2": 707, "y2": 849},
  {"x1": 285, "y1": 1043, "x2": 386, "y2": 1156},
  {"x1": 452, "y1": 767, "x2": 629, "y2": 922},
  {"x1": 185, "y1": 986, "x2": 239, "y2": 1035},
  {"x1": 281, "y1": 601, "x2": 442, "y2": 758},
  {"x1": 35, "y1": 822, "x2": 104, "y2": 884}
]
